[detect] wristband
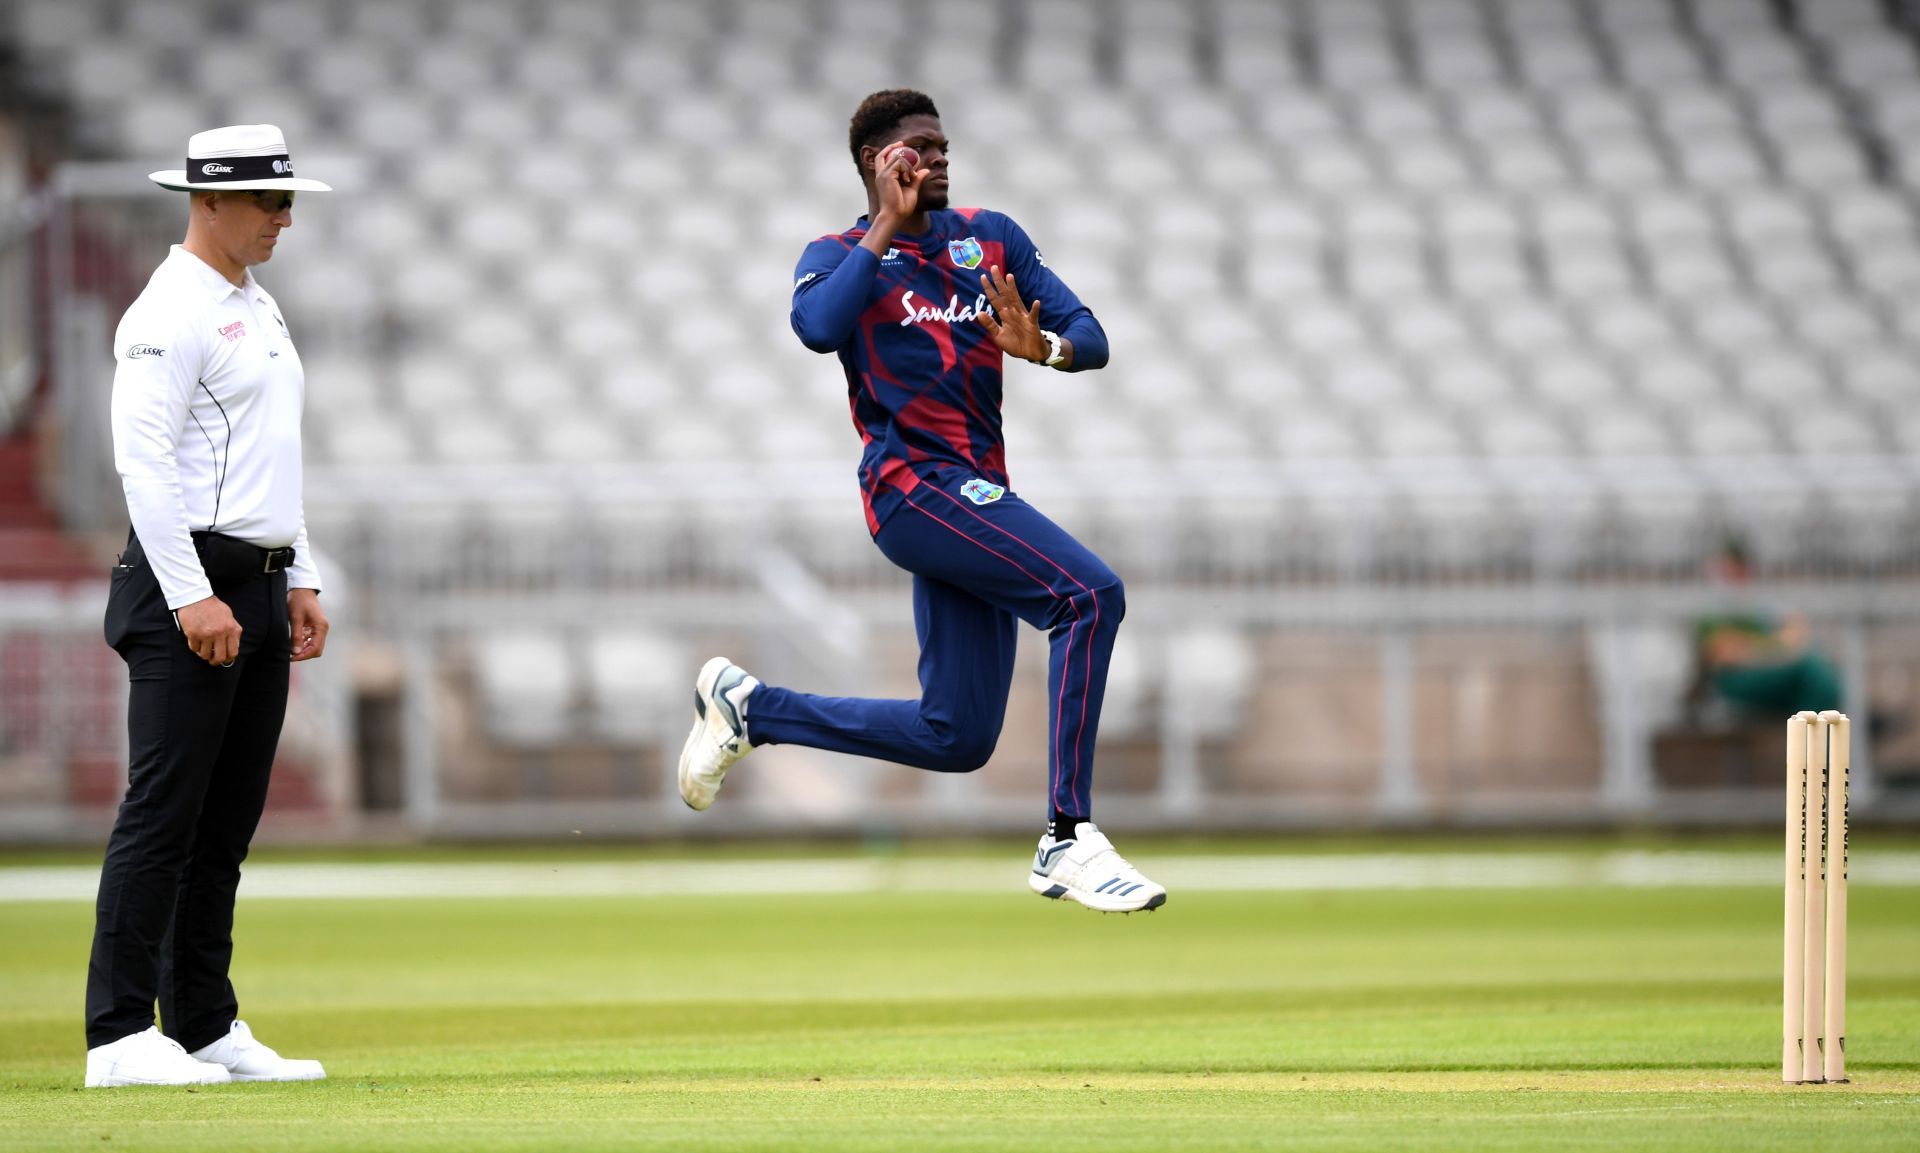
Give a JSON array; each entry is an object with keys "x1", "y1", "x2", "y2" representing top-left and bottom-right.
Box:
[{"x1": 1040, "y1": 329, "x2": 1065, "y2": 367}]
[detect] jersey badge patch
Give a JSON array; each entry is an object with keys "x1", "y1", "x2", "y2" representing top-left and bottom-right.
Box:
[
  {"x1": 960, "y1": 478, "x2": 1004, "y2": 505},
  {"x1": 948, "y1": 236, "x2": 984, "y2": 269}
]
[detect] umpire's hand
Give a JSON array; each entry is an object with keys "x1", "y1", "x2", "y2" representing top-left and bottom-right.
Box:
[
  {"x1": 288, "y1": 588, "x2": 329, "y2": 662},
  {"x1": 176, "y1": 595, "x2": 242, "y2": 666}
]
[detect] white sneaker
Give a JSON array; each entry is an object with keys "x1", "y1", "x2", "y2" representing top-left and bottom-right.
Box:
[
  {"x1": 189, "y1": 1019, "x2": 325, "y2": 1082},
  {"x1": 85, "y1": 1026, "x2": 232, "y2": 1087},
  {"x1": 1028, "y1": 822, "x2": 1168, "y2": 913},
  {"x1": 677, "y1": 656, "x2": 759, "y2": 811}
]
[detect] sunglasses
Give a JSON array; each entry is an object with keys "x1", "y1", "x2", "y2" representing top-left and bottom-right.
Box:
[{"x1": 236, "y1": 190, "x2": 295, "y2": 212}]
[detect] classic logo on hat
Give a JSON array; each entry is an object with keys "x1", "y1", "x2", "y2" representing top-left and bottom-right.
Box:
[{"x1": 149, "y1": 124, "x2": 332, "y2": 193}]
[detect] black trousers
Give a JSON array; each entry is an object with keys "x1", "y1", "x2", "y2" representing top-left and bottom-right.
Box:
[{"x1": 85, "y1": 534, "x2": 289, "y2": 1051}]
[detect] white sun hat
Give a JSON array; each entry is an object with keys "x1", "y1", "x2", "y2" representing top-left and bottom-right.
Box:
[{"x1": 148, "y1": 124, "x2": 333, "y2": 192}]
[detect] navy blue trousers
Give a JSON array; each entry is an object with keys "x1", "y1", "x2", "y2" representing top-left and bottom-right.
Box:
[{"x1": 749, "y1": 472, "x2": 1125, "y2": 820}]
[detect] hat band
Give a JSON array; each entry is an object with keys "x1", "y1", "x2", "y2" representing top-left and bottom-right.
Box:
[{"x1": 186, "y1": 153, "x2": 295, "y2": 183}]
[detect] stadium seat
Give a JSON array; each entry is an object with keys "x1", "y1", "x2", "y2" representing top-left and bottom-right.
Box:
[
  {"x1": 1383, "y1": 301, "x2": 1476, "y2": 359},
  {"x1": 316, "y1": 409, "x2": 421, "y2": 469},
  {"x1": 1272, "y1": 412, "x2": 1364, "y2": 459},
  {"x1": 532, "y1": 411, "x2": 637, "y2": 465},
  {"x1": 1790, "y1": 298, "x2": 1885, "y2": 355},
  {"x1": 1686, "y1": 297, "x2": 1779, "y2": 355},
  {"x1": 1787, "y1": 406, "x2": 1886, "y2": 457},
  {"x1": 1478, "y1": 300, "x2": 1578, "y2": 358},
  {"x1": 1840, "y1": 346, "x2": 1918, "y2": 408},
  {"x1": 1586, "y1": 297, "x2": 1683, "y2": 354},
  {"x1": 1478, "y1": 411, "x2": 1572, "y2": 457},
  {"x1": 1374, "y1": 409, "x2": 1467, "y2": 457},
  {"x1": 583, "y1": 630, "x2": 689, "y2": 746},
  {"x1": 1324, "y1": 356, "x2": 1416, "y2": 410},
  {"x1": 1632, "y1": 350, "x2": 1726, "y2": 411},
  {"x1": 1734, "y1": 351, "x2": 1831, "y2": 408},
  {"x1": 473, "y1": 633, "x2": 579, "y2": 747},
  {"x1": 1687, "y1": 410, "x2": 1779, "y2": 456},
  {"x1": 423, "y1": 412, "x2": 528, "y2": 466},
  {"x1": 1584, "y1": 411, "x2": 1675, "y2": 458}
]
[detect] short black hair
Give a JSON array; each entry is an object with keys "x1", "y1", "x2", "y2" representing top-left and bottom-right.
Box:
[{"x1": 849, "y1": 88, "x2": 939, "y2": 172}]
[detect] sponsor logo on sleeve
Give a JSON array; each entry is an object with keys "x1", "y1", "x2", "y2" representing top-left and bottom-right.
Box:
[
  {"x1": 794, "y1": 271, "x2": 818, "y2": 290},
  {"x1": 124, "y1": 344, "x2": 166, "y2": 359},
  {"x1": 218, "y1": 320, "x2": 246, "y2": 342},
  {"x1": 947, "y1": 236, "x2": 984, "y2": 269},
  {"x1": 1035, "y1": 249, "x2": 1049, "y2": 268},
  {"x1": 960, "y1": 478, "x2": 1005, "y2": 505}
]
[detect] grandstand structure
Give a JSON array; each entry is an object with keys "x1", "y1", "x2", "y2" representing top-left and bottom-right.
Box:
[{"x1": 4, "y1": 0, "x2": 1919, "y2": 837}]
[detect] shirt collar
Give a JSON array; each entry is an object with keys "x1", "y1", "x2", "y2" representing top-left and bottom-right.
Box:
[{"x1": 168, "y1": 244, "x2": 256, "y2": 302}]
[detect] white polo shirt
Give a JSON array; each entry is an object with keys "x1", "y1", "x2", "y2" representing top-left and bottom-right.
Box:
[{"x1": 110, "y1": 245, "x2": 320, "y2": 609}]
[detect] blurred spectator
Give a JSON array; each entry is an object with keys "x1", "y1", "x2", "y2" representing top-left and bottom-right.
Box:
[{"x1": 1690, "y1": 537, "x2": 1844, "y2": 720}]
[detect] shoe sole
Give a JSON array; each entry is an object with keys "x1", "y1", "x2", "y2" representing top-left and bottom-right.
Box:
[
  {"x1": 676, "y1": 718, "x2": 713, "y2": 811},
  {"x1": 230, "y1": 1070, "x2": 327, "y2": 1082},
  {"x1": 677, "y1": 657, "x2": 735, "y2": 811},
  {"x1": 85, "y1": 1074, "x2": 232, "y2": 1087},
  {"x1": 1028, "y1": 871, "x2": 1168, "y2": 913}
]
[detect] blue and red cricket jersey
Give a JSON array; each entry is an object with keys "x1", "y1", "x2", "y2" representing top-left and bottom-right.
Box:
[
  {"x1": 790, "y1": 207, "x2": 1109, "y2": 533},
  {"x1": 752, "y1": 206, "x2": 1121, "y2": 823}
]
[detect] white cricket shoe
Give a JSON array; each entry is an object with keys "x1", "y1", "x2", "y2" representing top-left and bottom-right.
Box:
[
  {"x1": 189, "y1": 1019, "x2": 325, "y2": 1082},
  {"x1": 677, "y1": 656, "x2": 759, "y2": 811},
  {"x1": 85, "y1": 1026, "x2": 232, "y2": 1087},
  {"x1": 1028, "y1": 822, "x2": 1168, "y2": 913}
]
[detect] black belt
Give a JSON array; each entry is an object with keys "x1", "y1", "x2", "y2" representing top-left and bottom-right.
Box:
[{"x1": 192, "y1": 531, "x2": 295, "y2": 582}]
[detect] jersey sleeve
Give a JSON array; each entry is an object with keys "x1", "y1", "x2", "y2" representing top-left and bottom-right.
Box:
[
  {"x1": 790, "y1": 235, "x2": 880, "y2": 353},
  {"x1": 998, "y1": 214, "x2": 1108, "y2": 371},
  {"x1": 109, "y1": 308, "x2": 215, "y2": 610}
]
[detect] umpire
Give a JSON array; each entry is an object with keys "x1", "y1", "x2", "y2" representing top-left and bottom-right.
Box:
[{"x1": 85, "y1": 125, "x2": 330, "y2": 1087}]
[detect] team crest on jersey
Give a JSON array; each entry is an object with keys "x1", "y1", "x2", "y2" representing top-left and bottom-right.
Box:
[
  {"x1": 960, "y1": 478, "x2": 1004, "y2": 505},
  {"x1": 948, "y1": 236, "x2": 984, "y2": 269}
]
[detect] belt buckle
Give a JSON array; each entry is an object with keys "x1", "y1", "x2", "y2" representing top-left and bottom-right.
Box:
[{"x1": 263, "y1": 549, "x2": 275, "y2": 574}]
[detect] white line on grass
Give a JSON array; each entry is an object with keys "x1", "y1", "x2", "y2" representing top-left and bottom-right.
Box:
[{"x1": 0, "y1": 851, "x2": 1917, "y2": 902}]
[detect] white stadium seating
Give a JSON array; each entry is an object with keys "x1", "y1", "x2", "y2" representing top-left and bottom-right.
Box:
[{"x1": 9, "y1": 0, "x2": 1918, "y2": 580}]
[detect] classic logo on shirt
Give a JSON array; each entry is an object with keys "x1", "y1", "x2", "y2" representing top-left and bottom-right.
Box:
[
  {"x1": 218, "y1": 320, "x2": 246, "y2": 342},
  {"x1": 124, "y1": 344, "x2": 166, "y2": 359},
  {"x1": 899, "y1": 290, "x2": 992, "y2": 327},
  {"x1": 948, "y1": 237, "x2": 984, "y2": 269},
  {"x1": 960, "y1": 478, "x2": 1005, "y2": 505}
]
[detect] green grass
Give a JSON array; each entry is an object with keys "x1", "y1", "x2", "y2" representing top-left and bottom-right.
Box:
[{"x1": 2, "y1": 842, "x2": 1918, "y2": 1151}]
